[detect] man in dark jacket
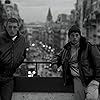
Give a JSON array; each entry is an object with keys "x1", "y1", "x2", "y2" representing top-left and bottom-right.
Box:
[
  {"x1": 51, "y1": 25, "x2": 100, "y2": 100},
  {"x1": 0, "y1": 17, "x2": 26, "y2": 100}
]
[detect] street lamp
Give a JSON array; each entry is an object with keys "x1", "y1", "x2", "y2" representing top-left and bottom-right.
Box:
[
  {"x1": 32, "y1": 43, "x2": 35, "y2": 46},
  {"x1": 43, "y1": 44, "x2": 45, "y2": 48},
  {"x1": 48, "y1": 46, "x2": 51, "y2": 49}
]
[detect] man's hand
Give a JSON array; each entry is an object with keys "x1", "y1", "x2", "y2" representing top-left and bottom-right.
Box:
[
  {"x1": 86, "y1": 80, "x2": 99, "y2": 100},
  {"x1": 52, "y1": 64, "x2": 58, "y2": 73}
]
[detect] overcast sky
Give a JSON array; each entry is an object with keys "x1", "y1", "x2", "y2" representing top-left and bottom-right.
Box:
[{"x1": 9, "y1": 0, "x2": 76, "y2": 23}]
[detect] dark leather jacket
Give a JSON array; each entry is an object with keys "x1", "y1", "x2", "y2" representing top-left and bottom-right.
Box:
[
  {"x1": 0, "y1": 31, "x2": 26, "y2": 77},
  {"x1": 52, "y1": 37, "x2": 100, "y2": 86}
]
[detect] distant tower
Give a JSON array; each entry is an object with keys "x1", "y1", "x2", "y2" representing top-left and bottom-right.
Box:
[{"x1": 47, "y1": 8, "x2": 53, "y2": 22}]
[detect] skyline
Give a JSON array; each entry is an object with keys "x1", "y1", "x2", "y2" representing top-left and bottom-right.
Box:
[{"x1": 9, "y1": 0, "x2": 76, "y2": 23}]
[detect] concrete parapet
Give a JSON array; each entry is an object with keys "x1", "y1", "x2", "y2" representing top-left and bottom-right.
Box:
[{"x1": 12, "y1": 93, "x2": 74, "y2": 100}]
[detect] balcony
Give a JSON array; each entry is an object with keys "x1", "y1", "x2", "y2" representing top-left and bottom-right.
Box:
[
  {"x1": 12, "y1": 61, "x2": 74, "y2": 100},
  {"x1": 14, "y1": 61, "x2": 74, "y2": 91}
]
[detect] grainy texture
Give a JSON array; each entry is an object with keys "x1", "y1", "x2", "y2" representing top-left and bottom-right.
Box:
[{"x1": 12, "y1": 93, "x2": 75, "y2": 100}]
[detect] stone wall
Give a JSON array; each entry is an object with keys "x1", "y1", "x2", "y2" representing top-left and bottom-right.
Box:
[{"x1": 12, "y1": 93, "x2": 74, "y2": 100}]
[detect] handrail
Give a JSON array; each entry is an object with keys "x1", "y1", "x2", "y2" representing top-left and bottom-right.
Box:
[
  {"x1": 23, "y1": 61, "x2": 51, "y2": 76},
  {"x1": 16, "y1": 61, "x2": 55, "y2": 77}
]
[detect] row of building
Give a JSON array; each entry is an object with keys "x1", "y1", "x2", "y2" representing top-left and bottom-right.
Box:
[
  {"x1": 0, "y1": 0, "x2": 25, "y2": 34},
  {"x1": 26, "y1": 8, "x2": 71, "y2": 53},
  {"x1": 71, "y1": 0, "x2": 100, "y2": 44}
]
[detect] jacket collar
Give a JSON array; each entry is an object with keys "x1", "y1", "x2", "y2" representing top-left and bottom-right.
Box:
[
  {"x1": 4, "y1": 30, "x2": 20, "y2": 41},
  {"x1": 64, "y1": 36, "x2": 87, "y2": 51},
  {"x1": 63, "y1": 36, "x2": 87, "y2": 61}
]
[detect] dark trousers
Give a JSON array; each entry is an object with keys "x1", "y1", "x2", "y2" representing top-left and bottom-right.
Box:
[{"x1": 0, "y1": 77, "x2": 14, "y2": 100}]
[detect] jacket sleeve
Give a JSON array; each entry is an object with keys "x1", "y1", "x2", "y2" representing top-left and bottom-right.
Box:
[
  {"x1": 90, "y1": 45, "x2": 100, "y2": 83},
  {"x1": 17, "y1": 37, "x2": 26, "y2": 67},
  {"x1": 51, "y1": 48, "x2": 65, "y2": 68},
  {"x1": 23, "y1": 48, "x2": 26, "y2": 59}
]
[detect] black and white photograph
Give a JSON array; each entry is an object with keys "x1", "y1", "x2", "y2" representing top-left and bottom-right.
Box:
[{"x1": 0, "y1": 0, "x2": 100, "y2": 100}]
